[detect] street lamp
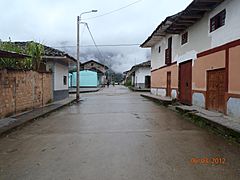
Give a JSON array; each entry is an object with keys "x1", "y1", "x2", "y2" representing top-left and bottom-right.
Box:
[{"x1": 76, "y1": 10, "x2": 98, "y2": 102}]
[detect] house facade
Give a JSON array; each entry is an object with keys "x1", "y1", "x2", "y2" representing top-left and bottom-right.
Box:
[
  {"x1": 141, "y1": 0, "x2": 240, "y2": 118},
  {"x1": 14, "y1": 42, "x2": 77, "y2": 101},
  {"x1": 124, "y1": 61, "x2": 151, "y2": 89},
  {"x1": 81, "y1": 60, "x2": 108, "y2": 86},
  {"x1": 131, "y1": 61, "x2": 151, "y2": 89},
  {"x1": 69, "y1": 60, "x2": 109, "y2": 88},
  {"x1": 0, "y1": 50, "x2": 53, "y2": 118}
]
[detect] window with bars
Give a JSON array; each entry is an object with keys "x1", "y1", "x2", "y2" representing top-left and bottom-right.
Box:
[
  {"x1": 181, "y1": 32, "x2": 188, "y2": 45},
  {"x1": 210, "y1": 9, "x2": 226, "y2": 32}
]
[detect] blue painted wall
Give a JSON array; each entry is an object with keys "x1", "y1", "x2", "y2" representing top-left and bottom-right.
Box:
[{"x1": 69, "y1": 70, "x2": 98, "y2": 87}]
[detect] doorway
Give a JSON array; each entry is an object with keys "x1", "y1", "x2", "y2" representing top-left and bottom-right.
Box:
[
  {"x1": 145, "y1": 76, "x2": 151, "y2": 88},
  {"x1": 206, "y1": 68, "x2": 226, "y2": 113},
  {"x1": 166, "y1": 72, "x2": 171, "y2": 97},
  {"x1": 179, "y1": 60, "x2": 192, "y2": 105}
]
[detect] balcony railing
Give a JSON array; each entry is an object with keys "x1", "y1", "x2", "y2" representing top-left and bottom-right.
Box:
[{"x1": 165, "y1": 48, "x2": 172, "y2": 65}]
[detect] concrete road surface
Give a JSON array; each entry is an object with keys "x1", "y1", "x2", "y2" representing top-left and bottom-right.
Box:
[{"x1": 0, "y1": 86, "x2": 240, "y2": 180}]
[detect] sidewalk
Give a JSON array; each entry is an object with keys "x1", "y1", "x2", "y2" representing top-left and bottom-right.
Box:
[
  {"x1": 0, "y1": 96, "x2": 76, "y2": 136},
  {"x1": 129, "y1": 87, "x2": 150, "y2": 92},
  {"x1": 140, "y1": 93, "x2": 173, "y2": 106},
  {"x1": 69, "y1": 87, "x2": 101, "y2": 94},
  {"x1": 141, "y1": 93, "x2": 240, "y2": 143}
]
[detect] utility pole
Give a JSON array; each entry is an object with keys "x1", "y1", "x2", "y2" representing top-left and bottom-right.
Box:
[
  {"x1": 76, "y1": 10, "x2": 97, "y2": 102},
  {"x1": 76, "y1": 15, "x2": 80, "y2": 102}
]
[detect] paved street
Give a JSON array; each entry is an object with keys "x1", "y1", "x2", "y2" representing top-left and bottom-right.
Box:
[{"x1": 0, "y1": 86, "x2": 240, "y2": 180}]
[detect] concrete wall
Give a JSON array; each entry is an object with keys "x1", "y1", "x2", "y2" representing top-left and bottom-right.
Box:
[
  {"x1": 54, "y1": 63, "x2": 69, "y2": 91},
  {"x1": 0, "y1": 70, "x2": 52, "y2": 118},
  {"x1": 69, "y1": 70, "x2": 98, "y2": 87},
  {"x1": 229, "y1": 45, "x2": 240, "y2": 94},
  {"x1": 80, "y1": 70, "x2": 98, "y2": 87}
]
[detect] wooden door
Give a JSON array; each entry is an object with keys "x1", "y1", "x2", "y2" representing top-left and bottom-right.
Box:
[
  {"x1": 168, "y1": 37, "x2": 172, "y2": 49},
  {"x1": 166, "y1": 72, "x2": 171, "y2": 97},
  {"x1": 179, "y1": 60, "x2": 192, "y2": 105},
  {"x1": 145, "y1": 76, "x2": 151, "y2": 88},
  {"x1": 207, "y1": 69, "x2": 225, "y2": 113}
]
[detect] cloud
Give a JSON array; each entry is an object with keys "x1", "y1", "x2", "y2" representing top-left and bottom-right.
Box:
[
  {"x1": 0, "y1": 0, "x2": 192, "y2": 73},
  {"x1": 58, "y1": 44, "x2": 150, "y2": 73}
]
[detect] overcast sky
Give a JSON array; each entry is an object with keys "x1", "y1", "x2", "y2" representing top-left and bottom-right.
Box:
[{"x1": 0, "y1": 0, "x2": 192, "y2": 72}]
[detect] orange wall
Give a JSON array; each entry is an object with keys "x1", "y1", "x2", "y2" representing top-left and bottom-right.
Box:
[
  {"x1": 151, "y1": 64, "x2": 178, "y2": 89},
  {"x1": 193, "y1": 51, "x2": 225, "y2": 91},
  {"x1": 229, "y1": 46, "x2": 240, "y2": 94}
]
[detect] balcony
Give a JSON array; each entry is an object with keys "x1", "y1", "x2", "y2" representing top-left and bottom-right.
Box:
[{"x1": 165, "y1": 48, "x2": 172, "y2": 65}]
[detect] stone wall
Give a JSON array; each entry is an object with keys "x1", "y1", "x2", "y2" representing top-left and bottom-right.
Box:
[{"x1": 0, "y1": 70, "x2": 52, "y2": 118}]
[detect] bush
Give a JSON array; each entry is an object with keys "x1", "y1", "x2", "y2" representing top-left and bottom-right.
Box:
[{"x1": 0, "y1": 40, "x2": 44, "y2": 70}]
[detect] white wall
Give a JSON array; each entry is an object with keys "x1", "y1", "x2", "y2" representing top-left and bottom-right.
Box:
[
  {"x1": 150, "y1": 0, "x2": 240, "y2": 68},
  {"x1": 54, "y1": 63, "x2": 69, "y2": 91},
  {"x1": 151, "y1": 34, "x2": 179, "y2": 70},
  {"x1": 134, "y1": 67, "x2": 151, "y2": 84},
  {"x1": 209, "y1": 0, "x2": 240, "y2": 47},
  {"x1": 174, "y1": 13, "x2": 211, "y2": 63}
]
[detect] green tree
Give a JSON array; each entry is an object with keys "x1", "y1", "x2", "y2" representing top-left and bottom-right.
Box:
[{"x1": 0, "y1": 40, "x2": 44, "y2": 70}]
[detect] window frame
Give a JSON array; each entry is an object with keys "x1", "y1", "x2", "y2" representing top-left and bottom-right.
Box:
[
  {"x1": 181, "y1": 32, "x2": 188, "y2": 45},
  {"x1": 210, "y1": 9, "x2": 226, "y2": 32}
]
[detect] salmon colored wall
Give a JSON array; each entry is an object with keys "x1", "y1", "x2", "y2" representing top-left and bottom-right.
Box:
[
  {"x1": 193, "y1": 51, "x2": 225, "y2": 91},
  {"x1": 229, "y1": 46, "x2": 240, "y2": 94},
  {"x1": 151, "y1": 64, "x2": 178, "y2": 89}
]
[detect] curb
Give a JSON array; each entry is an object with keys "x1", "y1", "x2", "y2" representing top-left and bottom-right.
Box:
[
  {"x1": 0, "y1": 99, "x2": 76, "y2": 136},
  {"x1": 175, "y1": 106, "x2": 240, "y2": 143},
  {"x1": 140, "y1": 94, "x2": 173, "y2": 106},
  {"x1": 141, "y1": 94, "x2": 240, "y2": 143},
  {"x1": 128, "y1": 87, "x2": 150, "y2": 92},
  {"x1": 69, "y1": 88, "x2": 101, "y2": 94}
]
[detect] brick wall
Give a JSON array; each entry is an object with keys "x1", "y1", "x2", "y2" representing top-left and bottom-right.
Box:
[{"x1": 0, "y1": 70, "x2": 52, "y2": 118}]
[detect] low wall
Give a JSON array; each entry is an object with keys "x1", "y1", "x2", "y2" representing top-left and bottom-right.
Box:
[{"x1": 0, "y1": 69, "x2": 52, "y2": 118}]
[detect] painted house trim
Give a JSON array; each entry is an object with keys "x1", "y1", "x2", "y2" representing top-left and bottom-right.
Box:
[
  {"x1": 151, "y1": 61, "x2": 177, "y2": 72},
  {"x1": 197, "y1": 38, "x2": 240, "y2": 58}
]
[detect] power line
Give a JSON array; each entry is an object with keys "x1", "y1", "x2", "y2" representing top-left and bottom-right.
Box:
[
  {"x1": 53, "y1": 44, "x2": 141, "y2": 48},
  {"x1": 83, "y1": 0, "x2": 143, "y2": 20},
  {"x1": 85, "y1": 23, "x2": 105, "y2": 61}
]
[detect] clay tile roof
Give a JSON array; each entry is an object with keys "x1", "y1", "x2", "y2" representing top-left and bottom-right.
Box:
[{"x1": 13, "y1": 41, "x2": 77, "y2": 62}]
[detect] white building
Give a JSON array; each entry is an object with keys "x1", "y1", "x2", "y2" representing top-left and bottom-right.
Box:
[
  {"x1": 43, "y1": 46, "x2": 76, "y2": 101},
  {"x1": 128, "y1": 61, "x2": 151, "y2": 89},
  {"x1": 141, "y1": 0, "x2": 240, "y2": 118}
]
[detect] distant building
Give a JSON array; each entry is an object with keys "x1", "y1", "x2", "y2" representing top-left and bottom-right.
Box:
[
  {"x1": 69, "y1": 60, "x2": 109, "y2": 88},
  {"x1": 69, "y1": 70, "x2": 99, "y2": 87},
  {"x1": 14, "y1": 42, "x2": 77, "y2": 101},
  {"x1": 125, "y1": 60, "x2": 151, "y2": 89},
  {"x1": 141, "y1": 0, "x2": 240, "y2": 118}
]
